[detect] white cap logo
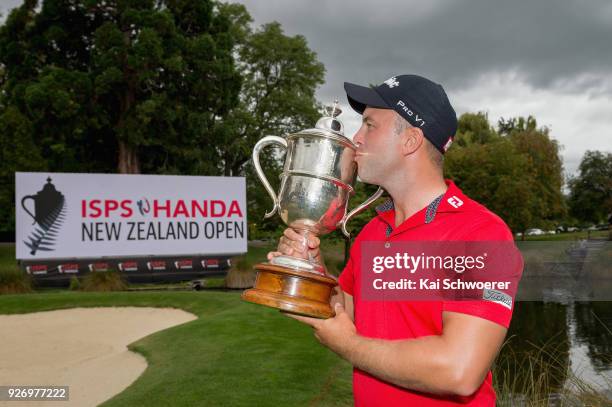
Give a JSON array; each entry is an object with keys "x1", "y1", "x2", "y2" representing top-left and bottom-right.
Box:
[{"x1": 384, "y1": 76, "x2": 400, "y2": 88}]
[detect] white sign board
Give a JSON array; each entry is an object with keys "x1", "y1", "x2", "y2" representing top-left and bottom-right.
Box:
[{"x1": 15, "y1": 172, "x2": 247, "y2": 260}]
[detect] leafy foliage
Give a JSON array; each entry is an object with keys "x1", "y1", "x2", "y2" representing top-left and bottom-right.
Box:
[
  {"x1": 445, "y1": 113, "x2": 566, "y2": 235},
  {"x1": 568, "y1": 150, "x2": 612, "y2": 224},
  {"x1": 501, "y1": 116, "x2": 566, "y2": 228},
  {"x1": 0, "y1": 1, "x2": 325, "y2": 236}
]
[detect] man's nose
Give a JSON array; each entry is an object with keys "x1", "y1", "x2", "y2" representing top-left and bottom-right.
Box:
[{"x1": 352, "y1": 126, "x2": 365, "y2": 146}]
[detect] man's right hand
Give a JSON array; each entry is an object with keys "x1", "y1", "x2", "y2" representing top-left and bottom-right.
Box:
[{"x1": 267, "y1": 228, "x2": 322, "y2": 264}]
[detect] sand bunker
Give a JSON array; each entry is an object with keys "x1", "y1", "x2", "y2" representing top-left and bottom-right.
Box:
[{"x1": 0, "y1": 307, "x2": 196, "y2": 407}]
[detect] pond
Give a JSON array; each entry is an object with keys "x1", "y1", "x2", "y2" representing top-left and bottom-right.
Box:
[{"x1": 501, "y1": 301, "x2": 611, "y2": 395}]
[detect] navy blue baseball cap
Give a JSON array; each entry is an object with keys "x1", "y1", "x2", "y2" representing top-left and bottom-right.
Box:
[{"x1": 344, "y1": 74, "x2": 458, "y2": 153}]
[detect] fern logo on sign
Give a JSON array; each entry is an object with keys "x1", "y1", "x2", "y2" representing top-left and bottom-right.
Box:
[{"x1": 20, "y1": 177, "x2": 67, "y2": 255}]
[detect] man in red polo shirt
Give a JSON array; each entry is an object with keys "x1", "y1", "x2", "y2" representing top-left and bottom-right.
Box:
[{"x1": 268, "y1": 74, "x2": 523, "y2": 406}]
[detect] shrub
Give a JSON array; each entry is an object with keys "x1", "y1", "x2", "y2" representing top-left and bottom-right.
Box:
[
  {"x1": 69, "y1": 276, "x2": 81, "y2": 291},
  {"x1": 80, "y1": 270, "x2": 127, "y2": 292},
  {"x1": 0, "y1": 267, "x2": 32, "y2": 294},
  {"x1": 225, "y1": 257, "x2": 255, "y2": 289}
]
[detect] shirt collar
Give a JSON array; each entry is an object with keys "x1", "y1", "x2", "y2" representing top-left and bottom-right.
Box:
[
  {"x1": 375, "y1": 179, "x2": 469, "y2": 215},
  {"x1": 375, "y1": 198, "x2": 394, "y2": 214},
  {"x1": 436, "y1": 180, "x2": 471, "y2": 213}
]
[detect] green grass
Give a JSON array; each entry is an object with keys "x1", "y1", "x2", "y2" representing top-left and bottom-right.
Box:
[
  {"x1": 2, "y1": 292, "x2": 608, "y2": 406},
  {"x1": 0, "y1": 291, "x2": 353, "y2": 407}
]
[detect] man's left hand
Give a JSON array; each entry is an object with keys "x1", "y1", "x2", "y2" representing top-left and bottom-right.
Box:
[{"x1": 284, "y1": 303, "x2": 357, "y2": 356}]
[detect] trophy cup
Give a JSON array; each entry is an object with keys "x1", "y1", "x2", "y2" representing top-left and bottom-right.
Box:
[{"x1": 241, "y1": 101, "x2": 383, "y2": 318}]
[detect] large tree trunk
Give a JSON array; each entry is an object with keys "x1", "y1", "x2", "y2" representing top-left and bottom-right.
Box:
[
  {"x1": 117, "y1": 28, "x2": 138, "y2": 175},
  {"x1": 118, "y1": 140, "x2": 140, "y2": 174}
]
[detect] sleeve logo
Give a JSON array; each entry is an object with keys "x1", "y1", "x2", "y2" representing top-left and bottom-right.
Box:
[{"x1": 483, "y1": 289, "x2": 513, "y2": 310}]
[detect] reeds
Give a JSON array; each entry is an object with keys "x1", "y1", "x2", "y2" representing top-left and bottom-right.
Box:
[{"x1": 494, "y1": 334, "x2": 611, "y2": 406}]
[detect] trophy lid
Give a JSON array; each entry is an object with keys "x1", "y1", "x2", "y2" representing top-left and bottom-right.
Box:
[
  {"x1": 314, "y1": 99, "x2": 345, "y2": 136},
  {"x1": 287, "y1": 99, "x2": 356, "y2": 148}
]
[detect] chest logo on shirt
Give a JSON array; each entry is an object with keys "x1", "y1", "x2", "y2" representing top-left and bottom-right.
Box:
[{"x1": 447, "y1": 196, "x2": 464, "y2": 208}]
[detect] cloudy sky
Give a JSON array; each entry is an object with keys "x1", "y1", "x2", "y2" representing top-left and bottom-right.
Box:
[
  {"x1": 2, "y1": 0, "x2": 610, "y2": 176},
  {"x1": 236, "y1": 0, "x2": 612, "y2": 177}
]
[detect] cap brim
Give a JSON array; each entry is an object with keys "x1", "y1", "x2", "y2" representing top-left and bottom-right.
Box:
[{"x1": 344, "y1": 82, "x2": 390, "y2": 114}]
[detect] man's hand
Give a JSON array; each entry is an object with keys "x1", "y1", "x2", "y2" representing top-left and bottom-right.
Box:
[
  {"x1": 284, "y1": 303, "x2": 357, "y2": 356},
  {"x1": 267, "y1": 228, "x2": 323, "y2": 266}
]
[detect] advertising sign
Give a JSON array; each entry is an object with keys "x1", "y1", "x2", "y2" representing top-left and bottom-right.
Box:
[{"x1": 16, "y1": 172, "x2": 247, "y2": 260}]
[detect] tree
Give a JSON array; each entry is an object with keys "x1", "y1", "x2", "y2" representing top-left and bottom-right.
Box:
[
  {"x1": 0, "y1": 1, "x2": 327, "y2": 236},
  {"x1": 219, "y1": 16, "x2": 325, "y2": 229},
  {"x1": 218, "y1": 19, "x2": 324, "y2": 177},
  {"x1": 454, "y1": 112, "x2": 498, "y2": 147},
  {"x1": 568, "y1": 150, "x2": 612, "y2": 224},
  {"x1": 444, "y1": 136, "x2": 535, "y2": 236},
  {"x1": 0, "y1": 0, "x2": 241, "y2": 175},
  {"x1": 497, "y1": 115, "x2": 538, "y2": 136},
  {"x1": 445, "y1": 114, "x2": 566, "y2": 238},
  {"x1": 0, "y1": 106, "x2": 46, "y2": 233},
  {"x1": 500, "y1": 116, "x2": 566, "y2": 228}
]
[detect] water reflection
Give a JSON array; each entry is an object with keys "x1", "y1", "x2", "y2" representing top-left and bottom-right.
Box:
[
  {"x1": 573, "y1": 302, "x2": 612, "y2": 373},
  {"x1": 496, "y1": 301, "x2": 612, "y2": 398}
]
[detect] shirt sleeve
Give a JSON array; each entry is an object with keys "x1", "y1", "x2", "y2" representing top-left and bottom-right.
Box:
[
  {"x1": 442, "y1": 217, "x2": 523, "y2": 328},
  {"x1": 442, "y1": 300, "x2": 514, "y2": 328},
  {"x1": 338, "y1": 254, "x2": 355, "y2": 296}
]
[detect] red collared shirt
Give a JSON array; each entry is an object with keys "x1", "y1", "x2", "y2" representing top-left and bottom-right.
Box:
[{"x1": 338, "y1": 180, "x2": 523, "y2": 407}]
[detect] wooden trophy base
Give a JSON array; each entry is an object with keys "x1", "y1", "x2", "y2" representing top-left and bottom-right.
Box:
[{"x1": 242, "y1": 263, "x2": 338, "y2": 319}]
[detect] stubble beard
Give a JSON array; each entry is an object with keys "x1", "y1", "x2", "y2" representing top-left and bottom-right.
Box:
[{"x1": 356, "y1": 159, "x2": 382, "y2": 186}]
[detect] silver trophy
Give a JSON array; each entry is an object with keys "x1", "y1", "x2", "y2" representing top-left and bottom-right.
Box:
[{"x1": 242, "y1": 101, "x2": 383, "y2": 318}]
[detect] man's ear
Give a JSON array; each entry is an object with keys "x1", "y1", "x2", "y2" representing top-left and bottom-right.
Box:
[{"x1": 402, "y1": 127, "x2": 424, "y2": 156}]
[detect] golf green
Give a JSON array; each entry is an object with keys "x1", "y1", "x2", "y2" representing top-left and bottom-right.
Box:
[{"x1": 0, "y1": 291, "x2": 353, "y2": 406}]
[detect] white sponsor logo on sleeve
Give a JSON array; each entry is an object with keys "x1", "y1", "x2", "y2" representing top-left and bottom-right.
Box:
[{"x1": 483, "y1": 289, "x2": 513, "y2": 310}]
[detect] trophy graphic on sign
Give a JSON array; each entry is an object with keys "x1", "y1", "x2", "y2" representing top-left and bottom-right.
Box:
[
  {"x1": 242, "y1": 102, "x2": 383, "y2": 318},
  {"x1": 21, "y1": 177, "x2": 66, "y2": 255}
]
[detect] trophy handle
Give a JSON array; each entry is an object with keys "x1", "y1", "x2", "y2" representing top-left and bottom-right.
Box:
[
  {"x1": 253, "y1": 135, "x2": 288, "y2": 219},
  {"x1": 340, "y1": 187, "x2": 384, "y2": 238}
]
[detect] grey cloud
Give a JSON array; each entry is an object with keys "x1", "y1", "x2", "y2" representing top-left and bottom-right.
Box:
[
  {"x1": 5, "y1": 0, "x2": 610, "y2": 98},
  {"x1": 238, "y1": 0, "x2": 612, "y2": 101},
  {"x1": 237, "y1": 0, "x2": 612, "y2": 176},
  {"x1": 2, "y1": 0, "x2": 609, "y2": 175}
]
